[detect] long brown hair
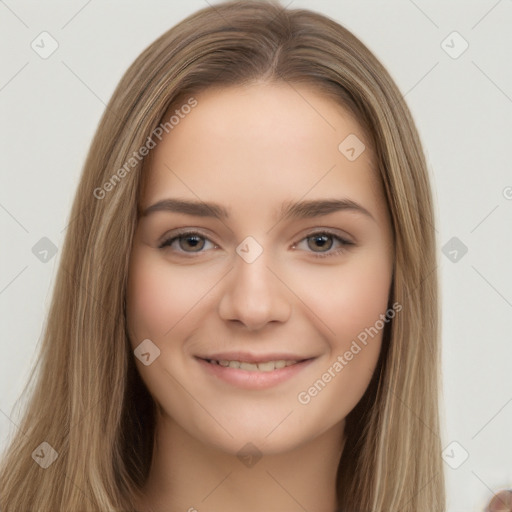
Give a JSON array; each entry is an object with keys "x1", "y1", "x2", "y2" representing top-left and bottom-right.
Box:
[{"x1": 0, "y1": 1, "x2": 445, "y2": 510}]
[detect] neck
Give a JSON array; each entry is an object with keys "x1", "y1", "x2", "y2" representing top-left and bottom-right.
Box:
[{"x1": 135, "y1": 412, "x2": 345, "y2": 512}]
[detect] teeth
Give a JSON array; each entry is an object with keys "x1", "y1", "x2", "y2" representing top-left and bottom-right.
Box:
[
  {"x1": 208, "y1": 359, "x2": 299, "y2": 371},
  {"x1": 239, "y1": 362, "x2": 258, "y2": 371},
  {"x1": 257, "y1": 361, "x2": 277, "y2": 372}
]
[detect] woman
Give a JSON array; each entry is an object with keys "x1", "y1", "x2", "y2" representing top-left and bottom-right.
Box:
[{"x1": 1, "y1": 1, "x2": 506, "y2": 510}]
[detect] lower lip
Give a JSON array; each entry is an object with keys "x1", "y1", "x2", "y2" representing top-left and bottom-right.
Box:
[{"x1": 195, "y1": 357, "x2": 315, "y2": 390}]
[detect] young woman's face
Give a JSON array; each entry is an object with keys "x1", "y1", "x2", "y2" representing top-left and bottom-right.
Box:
[{"x1": 126, "y1": 83, "x2": 394, "y2": 455}]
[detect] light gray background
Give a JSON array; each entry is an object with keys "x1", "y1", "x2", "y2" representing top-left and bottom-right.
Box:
[{"x1": 1, "y1": 1, "x2": 511, "y2": 510}]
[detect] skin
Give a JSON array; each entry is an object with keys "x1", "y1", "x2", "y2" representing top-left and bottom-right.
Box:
[
  {"x1": 126, "y1": 82, "x2": 395, "y2": 512},
  {"x1": 486, "y1": 491, "x2": 512, "y2": 512}
]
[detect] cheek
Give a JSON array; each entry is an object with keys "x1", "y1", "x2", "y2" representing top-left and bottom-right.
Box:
[
  {"x1": 292, "y1": 252, "x2": 392, "y2": 424},
  {"x1": 125, "y1": 249, "x2": 209, "y2": 342},
  {"x1": 342, "y1": 255, "x2": 392, "y2": 334},
  {"x1": 289, "y1": 249, "x2": 393, "y2": 345}
]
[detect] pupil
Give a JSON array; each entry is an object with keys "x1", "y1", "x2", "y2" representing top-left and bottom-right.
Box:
[
  {"x1": 309, "y1": 234, "x2": 332, "y2": 252},
  {"x1": 182, "y1": 235, "x2": 203, "y2": 251}
]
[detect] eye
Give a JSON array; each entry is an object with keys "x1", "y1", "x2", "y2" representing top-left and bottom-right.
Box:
[
  {"x1": 158, "y1": 230, "x2": 216, "y2": 254},
  {"x1": 293, "y1": 230, "x2": 354, "y2": 259},
  {"x1": 158, "y1": 229, "x2": 354, "y2": 258}
]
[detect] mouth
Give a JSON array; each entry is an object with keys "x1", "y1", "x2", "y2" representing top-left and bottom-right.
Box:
[
  {"x1": 203, "y1": 358, "x2": 303, "y2": 372},
  {"x1": 195, "y1": 355, "x2": 316, "y2": 390}
]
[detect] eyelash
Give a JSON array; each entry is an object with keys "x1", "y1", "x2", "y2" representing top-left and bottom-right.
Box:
[{"x1": 158, "y1": 228, "x2": 354, "y2": 259}]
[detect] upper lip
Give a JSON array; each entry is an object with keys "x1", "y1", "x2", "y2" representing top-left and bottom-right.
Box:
[{"x1": 197, "y1": 352, "x2": 314, "y2": 363}]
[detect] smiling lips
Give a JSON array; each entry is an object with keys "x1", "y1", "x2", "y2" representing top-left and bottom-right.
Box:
[
  {"x1": 198, "y1": 351, "x2": 312, "y2": 372},
  {"x1": 196, "y1": 352, "x2": 316, "y2": 389},
  {"x1": 205, "y1": 358, "x2": 299, "y2": 372}
]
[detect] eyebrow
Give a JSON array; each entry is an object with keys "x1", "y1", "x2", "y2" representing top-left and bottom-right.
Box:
[{"x1": 140, "y1": 198, "x2": 375, "y2": 222}]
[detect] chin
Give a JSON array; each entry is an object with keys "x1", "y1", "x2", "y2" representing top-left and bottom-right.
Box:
[{"x1": 207, "y1": 431, "x2": 305, "y2": 458}]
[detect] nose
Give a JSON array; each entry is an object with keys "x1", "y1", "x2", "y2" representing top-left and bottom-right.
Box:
[{"x1": 218, "y1": 248, "x2": 291, "y2": 330}]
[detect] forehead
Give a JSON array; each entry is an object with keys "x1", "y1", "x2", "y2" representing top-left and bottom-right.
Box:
[{"x1": 141, "y1": 82, "x2": 385, "y2": 224}]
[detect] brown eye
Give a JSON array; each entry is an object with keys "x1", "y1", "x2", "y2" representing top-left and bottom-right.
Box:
[
  {"x1": 293, "y1": 230, "x2": 354, "y2": 259},
  {"x1": 158, "y1": 231, "x2": 214, "y2": 253},
  {"x1": 177, "y1": 234, "x2": 205, "y2": 252},
  {"x1": 307, "y1": 233, "x2": 334, "y2": 252}
]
